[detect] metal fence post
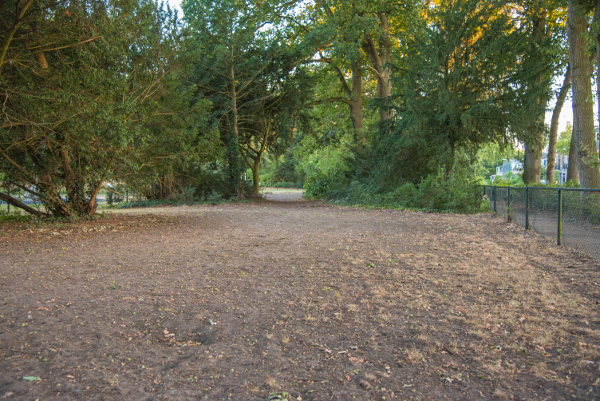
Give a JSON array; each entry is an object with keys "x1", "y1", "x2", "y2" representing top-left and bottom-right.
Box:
[
  {"x1": 507, "y1": 187, "x2": 512, "y2": 222},
  {"x1": 557, "y1": 188, "x2": 562, "y2": 246},
  {"x1": 525, "y1": 187, "x2": 529, "y2": 230},
  {"x1": 493, "y1": 186, "x2": 497, "y2": 213}
]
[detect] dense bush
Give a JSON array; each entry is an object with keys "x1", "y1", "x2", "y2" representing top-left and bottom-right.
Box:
[
  {"x1": 193, "y1": 163, "x2": 253, "y2": 200},
  {"x1": 305, "y1": 159, "x2": 483, "y2": 213},
  {"x1": 304, "y1": 168, "x2": 347, "y2": 199}
]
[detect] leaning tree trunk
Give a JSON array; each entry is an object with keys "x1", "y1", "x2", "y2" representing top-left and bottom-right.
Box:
[
  {"x1": 547, "y1": 65, "x2": 571, "y2": 184},
  {"x1": 0, "y1": 192, "x2": 48, "y2": 217},
  {"x1": 568, "y1": 0, "x2": 600, "y2": 188}
]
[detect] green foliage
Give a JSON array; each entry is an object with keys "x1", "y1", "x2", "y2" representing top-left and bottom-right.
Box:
[
  {"x1": 361, "y1": 0, "x2": 542, "y2": 188},
  {"x1": 476, "y1": 144, "x2": 525, "y2": 182},
  {"x1": 304, "y1": 168, "x2": 347, "y2": 199},
  {"x1": 183, "y1": 0, "x2": 308, "y2": 198},
  {"x1": 556, "y1": 122, "x2": 572, "y2": 157},
  {"x1": 305, "y1": 156, "x2": 483, "y2": 213},
  {"x1": 1, "y1": 0, "x2": 211, "y2": 216},
  {"x1": 492, "y1": 173, "x2": 525, "y2": 187},
  {"x1": 0, "y1": 210, "x2": 33, "y2": 224},
  {"x1": 300, "y1": 139, "x2": 352, "y2": 198},
  {"x1": 192, "y1": 163, "x2": 253, "y2": 200}
]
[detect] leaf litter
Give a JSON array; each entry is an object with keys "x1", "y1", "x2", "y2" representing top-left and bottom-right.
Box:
[{"x1": 0, "y1": 201, "x2": 599, "y2": 399}]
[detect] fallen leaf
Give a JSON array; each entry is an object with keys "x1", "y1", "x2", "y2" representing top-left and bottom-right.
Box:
[{"x1": 359, "y1": 380, "x2": 371, "y2": 390}]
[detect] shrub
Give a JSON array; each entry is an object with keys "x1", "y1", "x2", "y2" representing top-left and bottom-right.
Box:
[
  {"x1": 304, "y1": 168, "x2": 346, "y2": 199},
  {"x1": 304, "y1": 157, "x2": 483, "y2": 213}
]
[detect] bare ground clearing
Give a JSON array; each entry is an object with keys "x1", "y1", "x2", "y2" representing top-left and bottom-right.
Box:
[{"x1": 0, "y1": 199, "x2": 599, "y2": 400}]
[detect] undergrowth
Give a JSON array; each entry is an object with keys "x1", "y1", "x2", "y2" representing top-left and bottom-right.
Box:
[{"x1": 305, "y1": 165, "x2": 484, "y2": 214}]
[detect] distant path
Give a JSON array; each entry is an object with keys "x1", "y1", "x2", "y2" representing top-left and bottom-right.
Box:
[{"x1": 260, "y1": 188, "x2": 304, "y2": 201}]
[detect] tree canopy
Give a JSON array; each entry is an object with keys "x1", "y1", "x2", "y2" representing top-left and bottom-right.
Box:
[{"x1": 2, "y1": 0, "x2": 600, "y2": 217}]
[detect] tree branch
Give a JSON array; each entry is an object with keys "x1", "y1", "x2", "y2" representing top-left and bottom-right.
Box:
[
  {"x1": 306, "y1": 97, "x2": 352, "y2": 107},
  {"x1": 0, "y1": 191, "x2": 48, "y2": 217}
]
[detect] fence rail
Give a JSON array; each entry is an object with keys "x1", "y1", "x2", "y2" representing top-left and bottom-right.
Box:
[{"x1": 482, "y1": 185, "x2": 600, "y2": 260}]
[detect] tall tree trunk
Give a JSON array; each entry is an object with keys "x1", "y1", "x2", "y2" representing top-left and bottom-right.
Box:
[
  {"x1": 547, "y1": 66, "x2": 571, "y2": 184},
  {"x1": 523, "y1": 141, "x2": 544, "y2": 184},
  {"x1": 361, "y1": 12, "x2": 392, "y2": 124},
  {"x1": 522, "y1": 11, "x2": 548, "y2": 185},
  {"x1": 568, "y1": 0, "x2": 600, "y2": 188},
  {"x1": 596, "y1": 0, "x2": 600, "y2": 135},
  {"x1": 350, "y1": 57, "x2": 364, "y2": 144}
]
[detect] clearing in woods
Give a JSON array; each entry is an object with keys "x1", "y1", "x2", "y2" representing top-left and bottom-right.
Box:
[{"x1": 0, "y1": 196, "x2": 599, "y2": 400}]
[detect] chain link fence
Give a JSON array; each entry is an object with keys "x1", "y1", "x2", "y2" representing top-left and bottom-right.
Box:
[{"x1": 482, "y1": 185, "x2": 600, "y2": 260}]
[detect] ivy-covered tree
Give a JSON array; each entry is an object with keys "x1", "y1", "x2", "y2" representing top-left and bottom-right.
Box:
[{"x1": 184, "y1": 0, "x2": 306, "y2": 199}]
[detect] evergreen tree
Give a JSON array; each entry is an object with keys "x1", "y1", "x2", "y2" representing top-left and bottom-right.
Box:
[
  {"x1": 373, "y1": 0, "x2": 535, "y2": 185},
  {"x1": 0, "y1": 0, "x2": 208, "y2": 216},
  {"x1": 184, "y1": 0, "x2": 306, "y2": 199}
]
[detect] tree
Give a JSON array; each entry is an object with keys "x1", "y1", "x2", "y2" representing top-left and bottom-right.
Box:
[
  {"x1": 567, "y1": 0, "x2": 600, "y2": 188},
  {"x1": 0, "y1": 0, "x2": 208, "y2": 216},
  {"x1": 521, "y1": 5, "x2": 554, "y2": 185},
  {"x1": 184, "y1": 0, "x2": 304, "y2": 199},
  {"x1": 375, "y1": 0, "x2": 534, "y2": 185},
  {"x1": 547, "y1": 65, "x2": 571, "y2": 184},
  {"x1": 313, "y1": 0, "x2": 416, "y2": 125}
]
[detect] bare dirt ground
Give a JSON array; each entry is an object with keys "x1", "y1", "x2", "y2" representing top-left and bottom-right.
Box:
[{"x1": 1, "y1": 198, "x2": 600, "y2": 400}]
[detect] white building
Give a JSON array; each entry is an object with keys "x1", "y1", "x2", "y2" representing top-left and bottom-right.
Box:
[
  {"x1": 490, "y1": 159, "x2": 523, "y2": 182},
  {"x1": 541, "y1": 153, "x2": 569, "y2": 184}
]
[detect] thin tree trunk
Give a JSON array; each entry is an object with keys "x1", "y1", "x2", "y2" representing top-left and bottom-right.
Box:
[
  {"x1": 547, "y1": 65, "x2": 571, "y2": 184},
  {"x1": 230, "y1": 60, "x2": 242, "y2": 199},
  {"x1": 350, "y1": 57, "x2": 364, "y2": 144},
  {"x1": 332, "y1": 57, "x2": 364, "y2": 142},
  {"x1": 34, "y1": 50, "x2": 48, "y2": 69},
  {"x1": 568, "y1": 0, "x2": 600, "y2": 188}
]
